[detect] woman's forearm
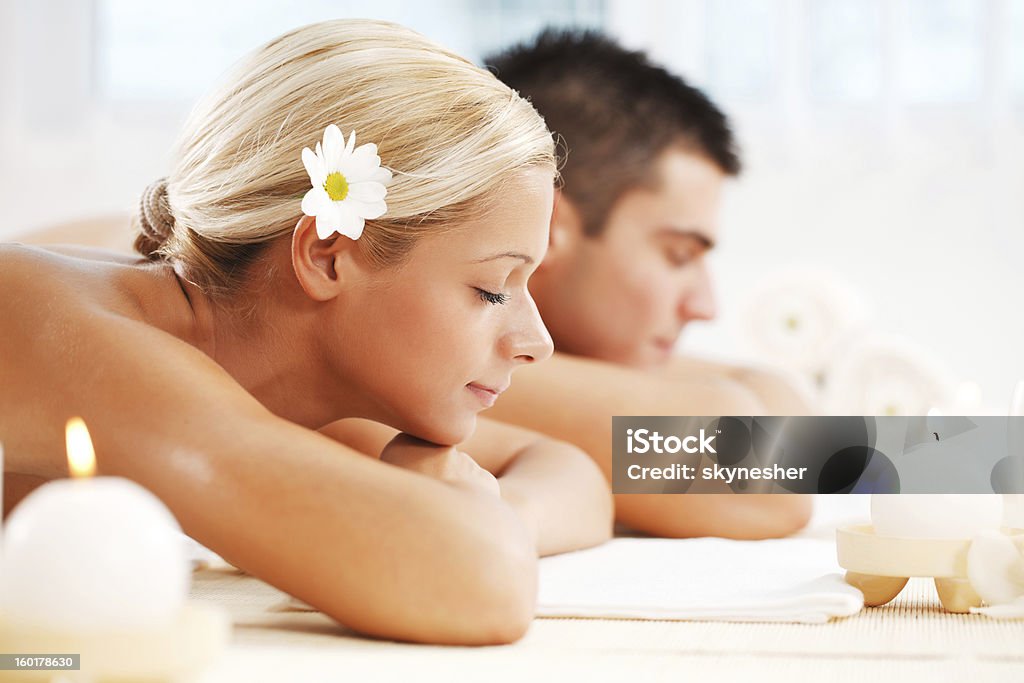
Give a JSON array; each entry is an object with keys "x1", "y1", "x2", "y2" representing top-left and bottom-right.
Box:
[
  {"x1": 497, "y1": 440, "x2": 614, "y2": 556},
  {"x1": 142, "y1": 421, "x2": 539, "y2": 645}
]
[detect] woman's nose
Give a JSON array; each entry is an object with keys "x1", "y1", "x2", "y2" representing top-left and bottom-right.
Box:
[{"x1": 505, "y1": 294, "x2": 554, "y2": 364}]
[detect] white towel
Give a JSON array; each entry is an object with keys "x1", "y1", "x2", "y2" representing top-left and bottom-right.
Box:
[
  {"x1": 535, "y1": 537, "x2": 862, "y2": 624},
  {"x1": 971, "y1": 596, "x2": 1024, "y2": 620},
  {"x1": 741, "y1": 268, "x2": 871, "y2": 378},
  {"x1": 823, "y1": 332, "x2": 956, "y2": 415}
]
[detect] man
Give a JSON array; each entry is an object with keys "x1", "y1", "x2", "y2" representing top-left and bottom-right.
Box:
[{"x1": 480, "y1": 30, "x2": 813, "y2": 538}]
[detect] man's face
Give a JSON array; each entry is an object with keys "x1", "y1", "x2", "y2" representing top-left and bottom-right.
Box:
[{"x1": 531, "y1": 148, "x2": 724, "y2": 368}]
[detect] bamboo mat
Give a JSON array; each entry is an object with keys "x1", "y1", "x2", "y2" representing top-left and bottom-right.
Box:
[{"x1": 189, "y1": 565, "x2": 1023, "y2": 683}]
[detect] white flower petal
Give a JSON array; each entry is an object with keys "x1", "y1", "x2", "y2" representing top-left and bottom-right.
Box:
[
  {"x1": 343, "y1": 143, "x2": 382, "y2": 180},
  {"x1": 349, "y1": 198, "x2": 387, "y2": 220},
  {"x1": 345, "y1": 131, "x2": 356, "y2": 156},
  {"x1": 334, "y1": 200, "x2": 364, "y2": 240},
  {"x1": 302, "y1": 147, "x2": 326, "y2": 187},
  {"x1": 314, "y1": 202, "x2": 343, "y2": 239},
  {"x1": 347, "y1": 181, "x2": 387, "y2": 203},
  {"x1": 323, "y1": 125, "x2": 345, "y2": 168},
  {"x1": 368, "y1": 166, "x2": 393, "y2": 184},
  {"x1": 301, "y1": 187, "x2": 330, "y2": 217}
]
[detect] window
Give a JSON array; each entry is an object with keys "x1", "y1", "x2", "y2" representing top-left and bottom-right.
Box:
[
  {"x1": 808, "y1": 0, "x2": 883, "y2": 103},
  {"x1": 95, "y1": 0, "x2": 606, "y2": 102}
]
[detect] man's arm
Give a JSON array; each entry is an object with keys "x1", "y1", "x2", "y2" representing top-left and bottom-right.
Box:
[
  {"x1": 484, "y1": 352, "x2": 813, "y2": 539},
  {"x1": 320, "y1": 417, "x2": 614, "y2": 557},
  {"x1": 667, "y1": 354, "x2": 817, "y2": 416}
]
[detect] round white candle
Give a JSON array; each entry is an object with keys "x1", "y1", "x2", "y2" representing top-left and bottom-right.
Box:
[
  {"x1": 0, "y1": 419, "x2": 189, "y2": 632},
  {"x1": 871, "y1": 494, "x2": 1004, "y2": 539}
]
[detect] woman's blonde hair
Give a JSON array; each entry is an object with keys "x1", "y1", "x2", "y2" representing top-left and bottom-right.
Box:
[{"x1": 134, "y1": 19, "x2": 556, "y2": 297}]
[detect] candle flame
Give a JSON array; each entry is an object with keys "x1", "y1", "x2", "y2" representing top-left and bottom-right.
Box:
[{"x1": 65, "y1": 417, "x2": 96, "y2": 478}]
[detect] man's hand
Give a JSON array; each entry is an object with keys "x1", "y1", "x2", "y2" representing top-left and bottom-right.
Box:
[{"x1": 380, "y1": 433, "x2": 501, "y2": 498}]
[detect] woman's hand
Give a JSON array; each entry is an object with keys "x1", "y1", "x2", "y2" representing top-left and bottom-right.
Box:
[{"x1": 380, "y1": 433, "x2": 501, "y2": 498}]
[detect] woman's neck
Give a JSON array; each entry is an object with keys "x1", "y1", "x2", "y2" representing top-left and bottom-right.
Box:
[{"x1": 172, "y1": 262, "x2": 361, "y2": 430}]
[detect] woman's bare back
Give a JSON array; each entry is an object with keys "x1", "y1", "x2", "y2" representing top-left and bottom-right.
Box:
[{"x1": 0, "y1": 244, "x2": 214, "y2": 478}]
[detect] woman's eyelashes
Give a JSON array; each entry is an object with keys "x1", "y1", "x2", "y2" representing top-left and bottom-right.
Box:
[{"x1": 475, "y1": 287, "x2": 510, "y2": 306}]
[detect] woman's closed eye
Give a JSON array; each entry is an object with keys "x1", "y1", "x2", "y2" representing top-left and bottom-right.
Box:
[{"x1": 475, "y1": 287, "x2": 510, "y2": 306}]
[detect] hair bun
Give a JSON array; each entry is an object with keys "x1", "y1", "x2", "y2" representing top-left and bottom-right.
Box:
[{"x1": 135, "y1": 177, "x2": 175, "y2": 259}]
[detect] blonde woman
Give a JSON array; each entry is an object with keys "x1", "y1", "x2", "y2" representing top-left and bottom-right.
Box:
[{"x1": 0, "y1": 20, "x2": 613, "y2": 645}]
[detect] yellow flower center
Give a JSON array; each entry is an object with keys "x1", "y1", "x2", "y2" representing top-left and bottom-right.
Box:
[{"x1": 324, "y1": 172, "x2": 349, "y2": 201}]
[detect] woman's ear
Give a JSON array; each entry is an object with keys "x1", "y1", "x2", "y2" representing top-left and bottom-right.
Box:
[
  {"x1": 290, "y1": 215, "x2": 365, "y2": 301},
  {"x1": 541, "y1": 189, "x2": 584, "y2": 270}
]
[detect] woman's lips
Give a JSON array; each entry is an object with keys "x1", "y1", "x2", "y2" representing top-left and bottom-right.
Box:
[{"x1": 466, "y1": 383, "x2": 504, "y2": 408}]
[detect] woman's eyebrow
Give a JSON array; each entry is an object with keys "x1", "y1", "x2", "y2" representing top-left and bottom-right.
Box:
[{"x1": 471, "y1": 251, "x2": 535, "y2": 265}]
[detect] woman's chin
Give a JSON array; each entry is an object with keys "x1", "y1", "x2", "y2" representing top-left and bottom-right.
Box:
[{"x1": 402, "y1": 413, "x2": 476, "y2": 447}]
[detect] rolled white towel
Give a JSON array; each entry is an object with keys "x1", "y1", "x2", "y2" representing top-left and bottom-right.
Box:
[
  {"x1": 741, "y1": 268, "x2": 871, "y2": 380},
  {"x1": 534, "y1": 537, "x2": 862, "y2": 623},
  {"x1": 968, "y1": 531, "x2": 1024, "y2": 620},
  {"x1": 823, "y1": 332, "x2": 956, "y2": 416}
]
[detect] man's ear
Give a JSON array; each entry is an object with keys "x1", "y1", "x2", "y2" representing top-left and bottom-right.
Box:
[
  {"x1": 290, "y1": 215, "x2": 365, "y2": 301},
  {"x1": 543, "y1": 189, "x2": 584, "y2": 269}
]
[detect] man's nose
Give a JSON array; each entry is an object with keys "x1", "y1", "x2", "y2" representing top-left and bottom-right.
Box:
[
  {"x1": 678, "y1": 263, "x2": 717, "y2": 322},
  {"x1": 504, "y1": 295, "x2": 554, "y2": 365}
]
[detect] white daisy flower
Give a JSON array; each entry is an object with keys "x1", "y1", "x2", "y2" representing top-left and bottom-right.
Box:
[{"x1": 300, "y1": 124, "x2": 392, "y2": 240}]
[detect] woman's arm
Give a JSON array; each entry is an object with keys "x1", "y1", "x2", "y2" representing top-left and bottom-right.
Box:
[
  {"x1": 483, "y1": 352, "x2": 812, "y2": 539},
  {"x1": 320, "y1": 417, "x2": 614, "y2": 557},
  {"x1": 1, "y1": 292, "x2": 537, "y2": 645}
]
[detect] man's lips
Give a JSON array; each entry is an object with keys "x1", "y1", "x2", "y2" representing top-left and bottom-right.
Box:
[{"x1": 653, "y1": 338, "x2": 677, "y2": 351}]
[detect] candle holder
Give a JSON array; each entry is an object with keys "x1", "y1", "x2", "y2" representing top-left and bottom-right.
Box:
[
  {"x1": 836, "y1": 523, "x2": 1024, "y2": 612},
  {"x1": 0, "y1": 600, "x2": 230, "y2": 682}
]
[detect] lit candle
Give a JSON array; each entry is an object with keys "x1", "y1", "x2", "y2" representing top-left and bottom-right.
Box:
[{"x1": 0, "y1": 418, "x2": 190, "y2": 632}]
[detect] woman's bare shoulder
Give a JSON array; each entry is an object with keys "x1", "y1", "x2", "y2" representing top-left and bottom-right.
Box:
[
  {"x1": 1, "y1": 241, "x2": 140, "y2": 279},
  {"x1": 0, "y1": 243, "x2": 263, "y2": 477},
  {"x1": 30, "y1": 243, "x2": 143, "y2": 265}
]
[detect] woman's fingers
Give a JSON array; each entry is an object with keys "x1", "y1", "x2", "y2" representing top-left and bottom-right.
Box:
[{"x1": 381, "y1": 433, "x2": 501, "y2": 497}]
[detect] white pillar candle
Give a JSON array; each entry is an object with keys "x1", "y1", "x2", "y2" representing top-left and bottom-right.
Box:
[{"x1": 0, "y1": 419, "x2": 189, "y2": 632}]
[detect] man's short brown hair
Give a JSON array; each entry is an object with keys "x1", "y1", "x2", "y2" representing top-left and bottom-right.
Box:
[{"x1": 486, "y1": 29, "x2": 741, "y2": 236}]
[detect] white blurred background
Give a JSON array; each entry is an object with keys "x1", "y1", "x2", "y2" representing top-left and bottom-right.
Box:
[{"x1": 2, "y1": 0, "x2": 1022, "y2": 414}]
